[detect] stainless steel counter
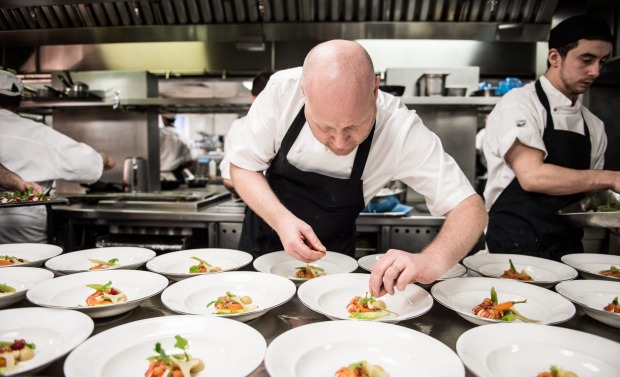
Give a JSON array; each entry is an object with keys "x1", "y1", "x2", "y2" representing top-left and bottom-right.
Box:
[{"x1": 9, "y1": 273, "x2": 620, "y2": 377}]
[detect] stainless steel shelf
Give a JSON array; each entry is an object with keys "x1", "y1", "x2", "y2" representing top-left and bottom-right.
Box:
[{"x1": 401, "y1": 96, "x2": 501, "y2": 106}]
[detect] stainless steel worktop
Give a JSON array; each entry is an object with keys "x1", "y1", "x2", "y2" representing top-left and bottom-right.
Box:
[{"x1": 10, "y1": 271, "x2": 620, "y2": 377}]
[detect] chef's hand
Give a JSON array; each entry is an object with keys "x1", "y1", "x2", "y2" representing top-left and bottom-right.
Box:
[
  {"x1": 100, "y1": 152, "x2": 116, "y2": 170},
  {"x1": 19, "y1": 181, "x2": 43, "y2": 194},
  {"x1": 368, "y1": 249, "x2": 446, "y2": 297},
  {"x1": 277, "y1": 215, "x2": 326, "y2": 263}
]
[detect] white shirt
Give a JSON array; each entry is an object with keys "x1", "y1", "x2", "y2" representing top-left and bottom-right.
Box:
[
  {"x1": 228, "y1": 67, "x2": 474, "y2": 216},
  {"x1": 483, "y1": 76, "x2": 607, "y2": 209},
  {"x1": 220, "y1": 116, "x2": 246, "y2": 180},
  {"x1": 0, "y1": 109, "x2": 104, "y2": 243},
  {"x1": 159, "y1": 126, "x2": 194, "y2": 176}
]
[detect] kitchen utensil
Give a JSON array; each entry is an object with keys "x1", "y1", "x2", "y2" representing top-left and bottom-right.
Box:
[
  {"x1": 445, "y1": 86, "x2": 468, "y2": 96},
  {"x1": 64, "y1": 82, "x2": 89, "y2": 98},
  {"x1": 558, "y1": 189, "x2": 620, "y2": 228},
  {"x1": 57, "y1": 73, "x2": 71, "y2": 89},
  {"x1": 416, "y1": 72, "x2": 449, "y2": 96},
  {"x1": 122, "y1": 157, "x2": 148, "y2": 193}
]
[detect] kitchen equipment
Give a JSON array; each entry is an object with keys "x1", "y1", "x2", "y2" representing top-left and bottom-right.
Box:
[
  {"x1": 416, "y1": 73, "x2": 449, "y2": 96},
  {"x1": 558, "y1": 189, "x2": 620, "y2": 228},
  {"x1": 122, "y1": 157, "x2": 148, "y2": 193},
  {"x1": 445, "y1": 86, "x2": 468, "y2": 96},
  {"x1": 64, "y1": 82, "x2": 89, "y2": 97}
]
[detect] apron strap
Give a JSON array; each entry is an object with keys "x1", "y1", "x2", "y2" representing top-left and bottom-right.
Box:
[
  {"x1": 278, "y1": 106, "x2": 307, "y2": 157},
  {"x1": 350, "y1": 120, "x2": 376, "y2": 182}
]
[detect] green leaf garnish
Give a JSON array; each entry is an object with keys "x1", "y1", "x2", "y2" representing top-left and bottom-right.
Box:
[{"x1": 86, "y1": 280, "x2": 113, "y2": 292}]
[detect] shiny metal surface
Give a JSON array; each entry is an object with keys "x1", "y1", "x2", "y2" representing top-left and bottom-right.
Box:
[
  {"x1": 9, "y1": 273, "x2": 620, "y2": 377},
  {"x1": 559, "y1": 189, "x2": 620, "y2": 228}
]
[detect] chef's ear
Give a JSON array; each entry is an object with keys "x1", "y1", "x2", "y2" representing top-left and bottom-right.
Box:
[{"x1": 548, "y1": 48, "x2": 562, "y2": 68}]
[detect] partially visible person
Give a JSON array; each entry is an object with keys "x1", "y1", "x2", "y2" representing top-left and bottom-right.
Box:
[
  {"x1": 0, "y1": 70, "x2": 115, "y2": 244},
  {"x1": 483, "y1": 15, "x2": 619, "y2": 261},
  {"x1": 0, "y1": 163, "x2": 43, "y2": 194},
  {"x1": 220, "y1": 71, "x2": 274, "y2": 195},
  {"x1": 227, "y1": 40, "x2": 487, "y2": 297},
  {"x1": 159, "y1": 113, "x2": 194, "y2": 183}
]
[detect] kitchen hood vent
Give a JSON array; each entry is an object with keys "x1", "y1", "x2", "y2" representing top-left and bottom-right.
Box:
[{"x1": 0, "y1": 0, "x2": 558, "y2": 46}]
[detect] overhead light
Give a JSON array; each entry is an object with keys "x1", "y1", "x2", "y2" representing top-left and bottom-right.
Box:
[{"x1": 236, "y1": 36, "x2": 265, "y2": 52}]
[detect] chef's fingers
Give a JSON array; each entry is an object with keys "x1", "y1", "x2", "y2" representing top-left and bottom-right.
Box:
[
  {"x1": 301, "y1": 228, "x2": 326, "y2": 254},
  {"x1": 368, "y1": 252, "x2": 398, "y2": 297},
  {"x1": 283, "y1": 243, "x2": 316, "y2": 263},
  {"x1": 23, "y1": 182, "x2": 43, "y2": 194}
]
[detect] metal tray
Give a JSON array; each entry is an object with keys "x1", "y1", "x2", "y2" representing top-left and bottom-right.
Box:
[
  {"x1": 558, "y1": 189, "x2": 620, "y2": 228},
  {"x1": 0, "y1": 197, "x2": 68, "y2": 208}
]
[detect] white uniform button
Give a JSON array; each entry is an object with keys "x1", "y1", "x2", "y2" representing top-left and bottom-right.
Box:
[{"x1": 296, "y1": 148, "x2": 302, "y2": 154}]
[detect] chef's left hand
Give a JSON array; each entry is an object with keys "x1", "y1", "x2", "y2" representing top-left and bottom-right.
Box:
[{"x1": 368, "y1": 249, "x2": 445, "y2": 297}]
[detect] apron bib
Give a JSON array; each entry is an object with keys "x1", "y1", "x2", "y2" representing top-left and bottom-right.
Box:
[
  {"x1": 239, "y1": 106, "x2": 375, "y2": 258},
  {"x1": 487, "y1": 80, "x2": 591, "y2": 261}
]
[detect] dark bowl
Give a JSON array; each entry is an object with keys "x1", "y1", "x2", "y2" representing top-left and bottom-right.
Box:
[{"x1": 379, "y1": 85, "x2": 405, "y2": 96}]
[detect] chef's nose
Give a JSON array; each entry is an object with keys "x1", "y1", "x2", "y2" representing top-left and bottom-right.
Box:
[
  {"x1": 332, "y1": 132, "x2": 349, "y2": 149},
  {"x1": 588, "y1": 61, "x2": 603, "y2": 78}
]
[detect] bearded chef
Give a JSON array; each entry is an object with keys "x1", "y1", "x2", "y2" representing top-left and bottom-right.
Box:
[{"x1": 228, "y1": 40, "x2": 488, "y2": 297}]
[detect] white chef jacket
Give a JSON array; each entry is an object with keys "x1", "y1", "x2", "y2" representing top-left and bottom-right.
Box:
[
  {"x1": 0, "y1": 109, "x2": 104, "y2": 243},
  {"x1": 159, "y1": 126, "x2": 194, "y2": 180},
  {"x1": 482, "y1": 76, "x2": 607, "y2": 209},
  {"x1": 228, "y1": 67, "x2": 475, "y2": 216},
  {"x1": 220, "y1": 115, "x2": 246, "y2": 180}
]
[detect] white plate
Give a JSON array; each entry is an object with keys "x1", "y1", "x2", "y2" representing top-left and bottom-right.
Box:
[
  {"x1": 0, "y1": 243, "x2": 62, "y2": 268},
  {"x1": 26, "y1": 269, "x2": 168, "y2": 318},
  {"x1": 457, "y1": 322, "x2": 620, "y2": 377},
  {"x1": 265, "y1": 320, "x2": 464, "y2": 377},
  {"x1": 561, "y1": 253, "x2": 620, "y2": 281},
  {"x1": 64, "y1": 315, "x2": 266, "y2": 377},
  {"x1": 555, "y1": 279, "x2": 620, "y2": 329},
  {"x1": 431, "y1": 277, "x2": 575, "y2": 326},
  {"x1": 0, "y1": 267, "x2": 54, "y2": 309},
  {"x1": 297, "y1": 273, "x2": 433, "y2": 323},
  {"x1": 358, "y1": 253, "x2": 466, "y2": 280},
  {"x1": 44, "y1": 246, "x2": 156, "y2": 274},
  {"x1": 253, "y1": 251, "x2": 358, "y2": 284},
  {"x1": 161, "y1": 271, "x2": 296, "y2": 322},
  {"x1": 145, "y1": 248, "x2": 253, "y2": 281},
  {"x1": 0, "y1": 307, "x2": 93, "y2": 376},
  {"x1": 463, "y1": 253, "x2": 578, "y2": 287}
]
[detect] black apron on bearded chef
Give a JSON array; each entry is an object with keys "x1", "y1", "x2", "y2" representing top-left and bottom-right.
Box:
[
  {"x1": 238, "y1": 105, "x2": 375, "y2": 259},
  {"x1": 486, "y1": 80, "x2": 591, "y2": 261}
]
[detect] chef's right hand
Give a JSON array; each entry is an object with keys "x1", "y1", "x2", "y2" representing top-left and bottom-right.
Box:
[{"x1": 277, "y1": 216, "x2": 326, "y2": 263}]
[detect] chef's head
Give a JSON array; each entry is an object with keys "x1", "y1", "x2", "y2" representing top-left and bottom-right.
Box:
[
  {"x1": 0, "y1": 70, "x2": 24, "y2": 111},
  {"x1": 251, "y1": 71, "x2": 274, "y2": 101},
  {"x1": 547, "y1": 15, "x2": 613, "y2": 67},
  {"x1": 301, "y1": 40, "x2": 379, "y2": 156},
  {"x1": 161, "y1": 113, "x2": 176, "y2": 127}
]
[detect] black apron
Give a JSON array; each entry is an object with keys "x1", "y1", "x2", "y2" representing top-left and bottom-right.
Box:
[
  {"x1": 238, "y1": 106, "x2": 375, "y2": 259},
  {"x1": 486, "y1": 80, "x2": 591, "y2": 261}
]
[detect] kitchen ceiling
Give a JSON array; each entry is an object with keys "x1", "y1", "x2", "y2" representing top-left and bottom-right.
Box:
[{"x1": 0, "y1": 0, "x2": 558, "y2": 47}]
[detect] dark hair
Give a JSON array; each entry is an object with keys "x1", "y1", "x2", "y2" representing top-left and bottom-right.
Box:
[
  {"x1": 251, "y1": 71, "x2": 274, "y2": 97},
  {"x1": 0, "y1": 94, "x2": 22, "y2": 110},
  {"x1": 546, "y1": 38, "x2": 603, "y2": 68}
]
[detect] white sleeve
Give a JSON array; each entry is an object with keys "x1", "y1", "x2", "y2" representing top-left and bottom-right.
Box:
[{"x1": 220, "y1": 117, "x2": 246, "y2": 179}]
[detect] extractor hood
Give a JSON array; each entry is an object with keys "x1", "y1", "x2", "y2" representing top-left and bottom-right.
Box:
[{"x1": 0, "y1": 0, "x2": 558, "y2": 47}]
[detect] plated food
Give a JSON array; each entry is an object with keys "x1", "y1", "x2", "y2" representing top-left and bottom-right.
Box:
[
  {"x1": 561, "y1": 253, "x2": 620, "y2": 281},
  {"x1": 0, "y1": 187, "x2": 54, "y2": 203},
  {"x1": 599, "y1": 265, "x2": 620, "y2": 278},
  {"x1": 1, "y1": 307, "x2": 93, "y2": 377},
  {"x1": 472, "y1": 286, "x2": 539, "y2": 322},
  {"x1": 45, "y1": 247, "x2": 155, "y2": 274},
  {"x1": 0, "y1": 267, "x2": 54, "y2": 309},
  {"x1": 0, "y1": 338, "x2": 36, "y2": 374},
  {"x1": 26, "y1": 270, "x2": 168, "y2": 318},
  {"x1": 0, "y1": 243, "x2": 62, "y2": 268},
  {"x1": 604, "y1": 296, "x2": 620, "y2": 313},
  {"x1": 145, "y1": 335, "x2": 204, "y2": 377},
  {"x1": 85, "y1": 281, "x2": 127, "y2": 306},
  {"x1": 297, "y1": 273, "x2": 433, "y2": 323},
  {"x1": 536, "y1": 365, "x2": 577, "y2": 377},
  {"x1": 161, "y1": 271, "x2": 295, "y2": 322},
  {"x1": 146, "y1": 248, "x2": 252, "y2": 281},
  {"x1": 207, "y1": 291, "x2": 257, "y2": 315},
  {"x1": 188, "y1": 256, "x2": 221, "y2": 273},
  {"x1": 295, "y1": 264, "x2": 326, "y2": 279},
  {"x1": 335, "y1": 360, "x2": 389, "y2": 377},
  {"x1": 457, "y1": 323, "x2": 620, "y2": 377},
  {"x1": 463, "y1": 253, "x2": 577, "y2": 287},
  {"x1": 431, "y1": 277, "x2": 575, "y2": 326},
  {"x1": 64, "y1": 315, "x2": 266, "y2": 377},
  {"x1": 253, "y1": 251, "x2": 358, "y2": 284},
  {"x1": 346, "y1": 292, "x2": 396, "y2": 320},
  {"x1": 555, "y1": 280, "x2": 620, "y2": 329},
  {"x1": 501, "y1": 259, "x2": 533, "y2": 281},
  {"x1": 264, "y1": 320, "x2": 464, "y2": 377}
]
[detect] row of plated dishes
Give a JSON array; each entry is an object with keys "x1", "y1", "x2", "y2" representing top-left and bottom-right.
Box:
[{"x1": 0, "y1": 243, "x2": 619, "y2": 377}]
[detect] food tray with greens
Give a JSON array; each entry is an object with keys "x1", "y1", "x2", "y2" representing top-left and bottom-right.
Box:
[
  {"x1": 558, "y1": 189, "x2": 620, "y2": 228},
  {"x1": 0, "y1": 188, "x2": 68, "y2": 208}
]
